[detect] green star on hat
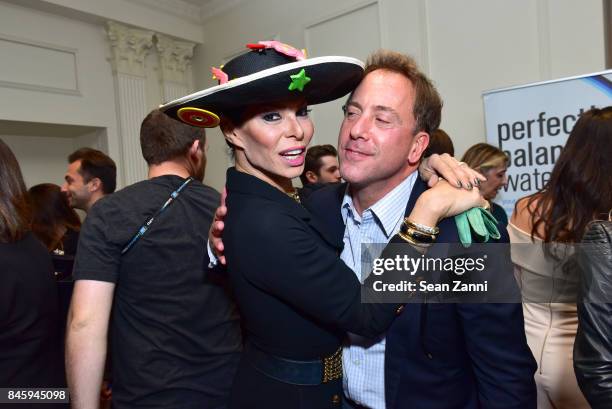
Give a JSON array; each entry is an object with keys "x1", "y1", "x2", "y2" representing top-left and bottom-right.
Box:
[{"x1": 288, "y1": 69, "x2": 311, "y2": 91}]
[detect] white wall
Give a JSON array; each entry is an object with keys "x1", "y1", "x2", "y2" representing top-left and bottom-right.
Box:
[
  {"x1": 0, "y1": 0, "x2": 204, "y2": 189},
  {"x1": 193, "y1": 0, "x2": 606, "y2": 191},
  {"x1": 0, "y1": 1, "x2": 122, "y2": 183},
  {"x1": 2, "y1": 134, "x2": 80, "y2": 188}
]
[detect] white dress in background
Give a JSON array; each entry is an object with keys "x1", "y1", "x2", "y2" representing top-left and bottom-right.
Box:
[{"x1": 508, "y1": 223, "x2": 590, "y2": 409}]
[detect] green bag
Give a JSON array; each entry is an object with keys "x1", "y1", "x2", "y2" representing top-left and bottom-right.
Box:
[{"x1": 454, "y1": 207, "x2": 501, "y2": 247}]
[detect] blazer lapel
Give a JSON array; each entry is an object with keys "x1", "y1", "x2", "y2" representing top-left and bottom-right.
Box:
[{"x1": 303, "y1": 183, "x2": 346, "y2": 250}]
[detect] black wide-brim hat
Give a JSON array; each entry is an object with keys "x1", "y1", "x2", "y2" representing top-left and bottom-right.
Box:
[{"x1": 160, "y1": 41, "x2": 364, "y2": 128}]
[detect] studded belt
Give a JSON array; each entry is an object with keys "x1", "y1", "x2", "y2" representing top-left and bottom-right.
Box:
[{"x1": 244, "y1": 342, "x2": 343, "y2": 386}]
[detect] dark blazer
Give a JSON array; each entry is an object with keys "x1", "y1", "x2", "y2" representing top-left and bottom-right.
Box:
[
  {"x1": 306, "y1": 177, "x2": 537, "y2": 409},
  {"x1": 223, "y1": 168, "x2": 404, "y2": 409}
]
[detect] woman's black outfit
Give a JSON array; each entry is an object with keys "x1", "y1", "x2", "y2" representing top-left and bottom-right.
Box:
[
  {"x1": 224, "y1": 168, "x2": 407, "y2": 409},
  {"x1": 0, "y1": 233, "x2": 65, "y2": 407}
]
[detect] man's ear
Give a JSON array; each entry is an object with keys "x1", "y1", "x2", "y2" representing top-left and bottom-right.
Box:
[
  {"x1": 408, "y1": 131, "x2": 430, "y2": 164},
  {"x1": 88, "y1": 177, "x2": 102, "y2": 193},
  {"x1": 189, "y1": 139, "x2": 201, "y2": 156},
  {"x1": 305, "y1": 171, "x2": 319, "y2": 184}
]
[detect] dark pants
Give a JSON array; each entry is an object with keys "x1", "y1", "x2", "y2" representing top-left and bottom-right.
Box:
[{"x1": 343, "y1": 397, "x2": 370, "y2": 409}]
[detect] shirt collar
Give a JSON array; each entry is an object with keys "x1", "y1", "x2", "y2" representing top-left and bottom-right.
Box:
[{"x1": 341, "y1": 171, "x2": 418, "y2": 237}]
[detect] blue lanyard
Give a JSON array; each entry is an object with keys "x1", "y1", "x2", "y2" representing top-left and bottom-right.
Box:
[{"x1": 121, "y1": 177, "x2": 194, "y2": 255}]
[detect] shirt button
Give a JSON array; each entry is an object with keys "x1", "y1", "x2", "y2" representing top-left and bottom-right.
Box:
[
  {"x1": 395, "y1": 305, "x2": 405, "y2": 315},
  {"x1": 332, "y1": 394, "x2": 341, "y2": 405}
]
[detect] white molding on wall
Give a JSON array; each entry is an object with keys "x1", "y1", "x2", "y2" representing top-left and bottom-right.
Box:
[
  {"x1": 105, "y1": 21, "x2": 156, "y2": 184},
  {"x1": 155, "y1": 33, "x2": 196, "y2": 85},
  {"x1": 116, "y1": 74, "x2": 149, "y2": 184},
  {"x1": 536, "y1": 0, "x2": 552, "y2": 80},
  {"x1": 0, "y1": 79, "x2": 81, "y2": 96},
  {"x1": 0, "y1": 32, "x2": 81, "y2": 96},
  {"x1": 303, "y1": 0, "x2": 381, "y2": 53},
  {"x1": 106, "y1": 21, "x2": 155, "y2": 77},
  {"x1": 127, "y1": 0, "x2": 203, "y2": 24},
  {"x1": 162, "y1": 82, "x2": 190, "y2": 103}
]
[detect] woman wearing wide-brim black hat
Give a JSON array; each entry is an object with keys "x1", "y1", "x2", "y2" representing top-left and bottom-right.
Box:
[{"x1": 160, "y1": 41, "x2": 475, "y2": 408}]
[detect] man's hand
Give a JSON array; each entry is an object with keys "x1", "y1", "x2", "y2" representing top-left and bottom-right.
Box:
[
  {"x1": 209, "y1": 187, "x2": 228, "y2": 265},
  {"x1": 419, "y1": 153, "x2": 486, "y2": 189},
  {"x1": 409, "y1": 180, "x2": 487, "y2": 227}
]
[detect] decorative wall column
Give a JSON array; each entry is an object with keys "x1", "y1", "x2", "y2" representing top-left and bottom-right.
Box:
[
  {"x1": 106, "y1": 21, "x2": 154, "y2": 186},
  {"x1": 155, "y1": 34, "x2": 196, "y2": 103}
]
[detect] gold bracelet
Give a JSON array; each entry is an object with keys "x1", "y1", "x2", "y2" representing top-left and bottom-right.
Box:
[
  {"x1": 404, "y1": 218, "x2": 439, "y2": 235},
  {"x1": 398, "y1": 231, "x2": 433, "y2": 248},
  {"x1": 406, "y1": 227, "x2": 436, "y2": 243}
]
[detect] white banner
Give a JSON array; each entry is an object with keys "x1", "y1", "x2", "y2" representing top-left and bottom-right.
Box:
[{"x1": 483, "y1": 70, "x2": 612, "y2": 218}]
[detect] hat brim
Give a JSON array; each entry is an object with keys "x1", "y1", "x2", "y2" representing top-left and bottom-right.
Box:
[{"x1": 160, "y1": 56, "x2": 364, "y2": 127}]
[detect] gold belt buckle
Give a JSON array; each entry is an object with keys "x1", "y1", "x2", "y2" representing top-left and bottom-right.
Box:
[{"x1": 322, "y1": 346, "x2": 343, "y2": 383}]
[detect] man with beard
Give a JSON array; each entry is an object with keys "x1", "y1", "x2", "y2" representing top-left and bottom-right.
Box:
[
  {"x1": 62, "y1": 147, "x2": 116, "y2": 213},
  {"x1": 66, "y1": 109, "x2": 242, "y2": 409}
]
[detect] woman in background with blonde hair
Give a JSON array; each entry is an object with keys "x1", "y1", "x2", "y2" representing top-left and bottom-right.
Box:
[
  {"x1": 509, "y1": 106, "x2": 612, "y2": 409},
  {"x1": 461, "y1": 142, "x2": 509, "y2": 227}
]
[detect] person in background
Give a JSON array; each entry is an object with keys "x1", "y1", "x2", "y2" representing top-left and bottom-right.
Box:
[
  {"x1": 461, "y1": 142, "x2": 509, "y2": 227},
  {"x1": 509, "y1": 106, "x2": 612, "y2": 409},
  {"x1": 62, "y1": 148, "x2": 117, "y2": 213},
  {"x1": 298, "y1": 144, "x2": 341, "y2": 200},
  {"x1": 61, "y1": 148, "x2": 116, "y2": 404},
  {"x1": 0, "y1": 138, "x2": 65, "y2": 408},
  {"x1": 29, "y1": 183, "x2": 82, "y2": 384},
  {"x1": 574, "y1": 216, "x2": 612, "y2": 409},
  {"x1": 301, "y1": 144, "x2": 341, "y2": 185},
  {"x1": 66, "y1": 110, "x2": 241, "y2": 409},
  {"x1": 29, "y1": 183, "x2": 81, "y2": 259},
  {"x1": 423, "y1": 128, "x2": 454, "y2": 157}
]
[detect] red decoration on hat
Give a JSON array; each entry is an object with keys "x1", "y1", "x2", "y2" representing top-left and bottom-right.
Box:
[
  {"x1": 246, "y1": 43, "x2": 266, "y2": 50},
  {"x1": 177, "y1": 107, "x2": 220, "y2": 128}
]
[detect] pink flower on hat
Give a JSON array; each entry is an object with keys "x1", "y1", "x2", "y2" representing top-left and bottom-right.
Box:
[
  {"x1": 211, "y1": 66, "x2": 229, "y2": 84},
  {"x1": 258, "y1": 41, "x2": 306, "y2": 61}
]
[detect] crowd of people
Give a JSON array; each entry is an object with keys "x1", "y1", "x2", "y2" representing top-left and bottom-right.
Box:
[{"x1": 1, "y1": 40, "x2": 610, "y2": 409}]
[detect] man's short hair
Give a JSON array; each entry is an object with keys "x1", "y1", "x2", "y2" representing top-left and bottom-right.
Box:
[
  {"x1": 68, "y1": 148, "x2": 117, "y2": 194},
  {"x1": 300, "y1": 144, "x2": 338, "y2": 185},
  {"x1": 140, "y1": 110, "x2": 206, "y2": 166},
  {"x1": 362, "y1": 50, "x2": 443, "y2": 135}
]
